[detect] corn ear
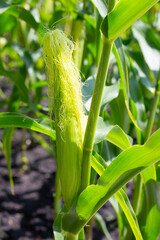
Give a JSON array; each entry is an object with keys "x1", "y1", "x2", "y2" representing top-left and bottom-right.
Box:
[{"x1": 43, "y1": 29, "x2": 85, "y2": 209}]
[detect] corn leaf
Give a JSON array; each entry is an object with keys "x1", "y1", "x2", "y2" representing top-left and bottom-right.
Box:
[
  {"x1": 0, "y1": 3, "x2": 45, "y2": 35},
  {"x1": 0, "y1": 13, "x2": 16, "y2": 35},
  {"x1": 0, "y1": 0, "x2": 10, "y2": 14},
  {"x1": 0, "y1": 113, "x2": 56, "y2": 140},
  {"x1": 90, "y1": 0, "x2": 108, "y2": 18},
  {"x1": 115, "y1": 190, "x2": 143, "y2": 240},
  {"x1": 95, "y1": 117, "x2": 132, "y2": 149},
  {"x1": 101, "y1": 0, "x2": 159, "y2": 40},
  {"x1": 128, "y1": 51, "x2": 155, "y2": 94},
  {"x1": 132, "y1": 21, "x2": 160, "y2": 72},
  {"x1": 105, "y1": 125, "x2": 132, "y2": 150},
  {"x1": 53, "y1": 206, "x2": 84, "y2": 240},
  {"x1": 0, "y1": 62, "x2": 29, "y2": 103},
  {"x1": 12, "y1": 43, "x2": 36, "y2": 84},
  {"x1": 95, "y1": 213, "x2": 112, "y2": 240},
  {"x1": 63, "y1": 128, "x2": 160, "y2": 235},
  {"x1": 5, "y1": 6, "x2": 39, "y2": 30},
  {"x1": 101, "y1": 80, "x2": 120, "y2": 110},
  {"x1": 53, "y1": 207, "x2": 66, "y2": 240},
  {"x1": 143, "y1": 180, "x2": 160, "y2": 240},
  {"x1": 113, "y1": 38, "x2": 140, "y2": 130},
  {"x1": 91, "y1": 151, "x2": 142, "y2": 240},
  {"x1": 128, "y1": 66, "x2": 147, "y2": 144},
  {"x1": 77, "y1": 129, "x2": 160, "y2": 216},
  {"x1": 32, "y1": 132, "x2": 55, "y2": 158},
  {"x1": 82, "y1": 76, "x2": 119, "y2": 112}
]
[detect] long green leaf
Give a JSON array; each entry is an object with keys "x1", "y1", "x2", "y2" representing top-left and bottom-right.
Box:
[
  {"x1": 95, "y1": 117, "x2": 132, "y2": 149},
  {"x1": 105, "y1": 125, "x2": 132, "y2": 150},
  {"x1": 0, "y1": 113, "x2": 56, "y2": 140},
  {"x1": 95, "y1": 213, "x2": 112, "y2": 240},
  {"x1": 101, "y1": 0, "x2": 159, "y2": 40},
  {"x1": 92, "y1": 151, "x2": 142, "y2": 240},
  {"x1": 90, "y1": 0, "x2": 108, "y2": 18},
  {"x1": 6, "y1": 6, "x2": 39, "y2": 30},
  {"x1": 0, "y1": 13, "x2": 16, "y2": 35},
  {"x1": 132, "y1": 21, "x2": 160, "y2": 72},
  {"x1": 62, "y1": 128, "x2": 160, "y2": 234},
  {"x1": 115, "y1": 190, "x2": 142, "y2": 240},
  {"x1": 113, "y1": 38, "x2": 140, "y2": 130},
  {"x1": 144, "y1": 180, "x2": 160, "y2": 240}
]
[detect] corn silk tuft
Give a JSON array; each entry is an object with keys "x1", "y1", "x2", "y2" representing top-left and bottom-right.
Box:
[{"x1": 43, "y1": 29, "x2": 85, "y2": 208}]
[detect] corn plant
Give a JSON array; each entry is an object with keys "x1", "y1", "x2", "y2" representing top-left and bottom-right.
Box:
[{"x1": 0, "y1": 0, "x2": 160, "y2": 239}]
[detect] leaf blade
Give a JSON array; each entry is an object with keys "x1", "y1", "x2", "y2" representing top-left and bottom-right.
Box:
[
  {"x1": 62, "y1": 129, "x2": 160, "y2": 234},
  {"x1": 0, "y1": 113, "x2": 56, "y2": 140},
  {"x1": 101, "y1": 0, "x2": 159, "y2": 40}
]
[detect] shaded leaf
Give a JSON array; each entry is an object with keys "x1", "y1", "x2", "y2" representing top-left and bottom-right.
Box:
[
  {"x1": 132, "y1": 21, "x2": 160, "y2": 72},
  {"x1": 6, "y1": 6, "x2": 39, "y2": 30},
  {"x1": 82, "y1": 76, "x2": 120, "y2": 112},
  {"x1": 0, "y1": 0, "x2": 10, "y2": 14},
  {"x1": 95, "y1": 213, "x2": 112, "y2": 240},
  {"x1": 0, "y1": 62, "x2": 29, "y2": 103}
]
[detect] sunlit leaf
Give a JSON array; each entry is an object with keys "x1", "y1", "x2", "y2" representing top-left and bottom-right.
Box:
[
  {"x1": 0, "y1": 13, "x2": 16, "y2": 35},
  {"x1": 0, "y1": 113, "x2": 56, "y2": 140},
  {"x1": 90, "y1": 0, "x2": 108, "y2": 18},
  {"x1": 62, "y1": 129, "x2": 160, "y2": 235},
  {"x1": 95, "y1": 117, "x2": 132, "y2": 150},
  {"x1": 101, "y1": 0, "x2": 159, "y2": 40}
]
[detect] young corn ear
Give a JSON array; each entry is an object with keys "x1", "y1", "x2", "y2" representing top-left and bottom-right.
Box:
[{"x1": 43, "y1": 29, "x2": 85, "y2": 209}]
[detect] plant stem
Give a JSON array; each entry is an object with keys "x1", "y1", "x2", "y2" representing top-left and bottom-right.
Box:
[
  {"x1": 54, "y1": 171, "x2": 61, "y2": 217},
  {"x1": 65, "y1": 232, "x2": 78, "y2": 240},
  {"x1": 144, "y1": 70, "x2": 160, "y2": 141},
  {"x1": 85, "y1": 216, "x2": 95, "y2": 240},
  {"x1": 81, "y1": 38, "x2": 113, "y2": 190},
  {"x1": 80, "y1": 0, "x2": 118, "y2": 192},
  {"x1": 83, "y1": 0, "x2": 86, "y2": 10},
  {"x1": 132, "y1": 175, "x2": 143, "y2": 215}
]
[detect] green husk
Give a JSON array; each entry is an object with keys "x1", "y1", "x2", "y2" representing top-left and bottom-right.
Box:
[{"x1": 43, "y1": 29, "x2": 85, "y2": 209}]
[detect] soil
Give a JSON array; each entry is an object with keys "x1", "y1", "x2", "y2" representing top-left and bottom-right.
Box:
[{"x1": 0, "y1": 128, "x2": 120, "y2": 240}]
